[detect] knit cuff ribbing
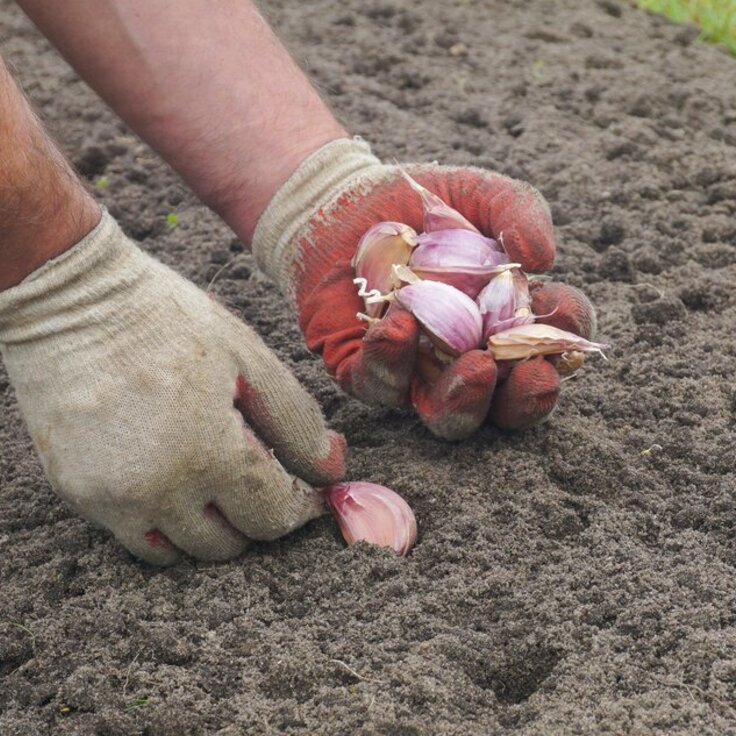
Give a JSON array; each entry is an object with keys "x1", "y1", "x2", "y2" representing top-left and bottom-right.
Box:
[
  {"x1": 0, "y1": 209, "x2": 141, "y2": 345},
  {"x1": 252, "y1": 137, "x2": 381, "y2": 288}
]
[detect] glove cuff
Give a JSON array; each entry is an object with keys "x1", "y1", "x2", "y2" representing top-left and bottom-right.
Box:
[
  {"x1": 252, "y1": 136, "x2": 381, "y2": 290},
  {"x1": 0, "y1": 209, "x2": 145, "y2": 347}
]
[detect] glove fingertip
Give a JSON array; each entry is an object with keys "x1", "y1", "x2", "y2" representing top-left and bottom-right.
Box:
[
  {"x1": 114, "y1": 528, "x2": 181, "y2": 566},
  {"x1": 300, "y1": 429, "x2": 347, "y2": 486},
  {"x1": 530, "y1": 282, "x2": 597, "y2": 340},
  {"x1": 487, "y1": 182, "x2": 556, "y2": 273},
  {"x1": 489, "y1": 356, "x2": 560, "y2": 430},
  {"x1": 340, "y1": 310, "x2": 419, "y2": 407},
  {"x1": 413, "y1": 350, "x2": 497, "y2": 440},
  {"x1": 365, "y1": 308, "x2": 419, "y2": 347}
]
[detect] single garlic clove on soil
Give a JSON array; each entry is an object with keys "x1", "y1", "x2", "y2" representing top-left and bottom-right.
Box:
[{"x1": 323, "y1": 482, "x2": 417, "y2": 556}]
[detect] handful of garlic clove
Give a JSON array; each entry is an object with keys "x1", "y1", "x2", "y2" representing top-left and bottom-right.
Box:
[{"x1": 353, "y1": 172, "x2": 607, "y2": 380}]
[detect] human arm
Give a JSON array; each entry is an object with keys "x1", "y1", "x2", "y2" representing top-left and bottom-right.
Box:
[
  {"x1": 0, "y1": 56, "x2": 100, "y2": 288},
  {"x1": 16, "y1": 0, "x2": 597, "y2": 438},
  {"x1": 0, "y1": 51, "x2": 345, "y2": 564},
  {"x1": 16, "y1": 0, "x2": 347, "y2": 242}
]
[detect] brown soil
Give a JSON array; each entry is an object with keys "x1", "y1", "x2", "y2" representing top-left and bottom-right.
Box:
[{"x1": 2, "y1": 0, "x2": 736, "y2": 734}]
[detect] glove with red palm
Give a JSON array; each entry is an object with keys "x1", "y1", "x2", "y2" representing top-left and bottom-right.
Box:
[{"x1": 252, "y1": 138, "x2": 596, "y2": 440}]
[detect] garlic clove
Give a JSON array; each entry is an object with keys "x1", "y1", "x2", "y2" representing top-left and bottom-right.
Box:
[
  {"x1": 400, "y1": 170, "x2": 480, "y2": 233},
  {"x1": 487, "y1": 323, "x2": 608, "y2": 362},
  {"x1": 477, "y1": 270, "x2": 516, "y2": 338},
  {"x1": 352, "y1": 222, "x2": 417, "y2": 317},
  {"x1": 413, "y1": 229, "x2": 505, "y2": 264},
  {"x1": 410, "y1": 230, "x2": 510, "y2": 297},
  {"x1": 323, "y1": 482, "x2": 417, "y2": 556},
  {"x1": 477, "y1": 269, "x2": 539, "y2": 339},
  {"x1": 390, "y1": 263, "x2": 422, "y2": 287},
  {"x1": 393, "y1": 280, "x2": 483, "y2": 356},
  {"x1": 410, "y1": 264, "x2": 514, "y2": 299}
]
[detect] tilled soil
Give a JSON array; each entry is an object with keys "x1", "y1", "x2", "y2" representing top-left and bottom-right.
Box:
[{"x1": 2, "y1": 0, "x2": 736, "y2": 734}]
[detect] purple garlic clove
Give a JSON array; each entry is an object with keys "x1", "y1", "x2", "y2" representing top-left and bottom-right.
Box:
[
  {"x1": 477, "y1": 268, "x2": 535, "y2": 340},
  {"x1": 393, "y1": 279, "x2": 483, "y2": 357},
  {"x1": 400, "y1": 170, "x2": 480, "y2": 233},
  {"x1": 410, "y1": 229, "x2": 509, "y2": 297},
  {"x1": 323, "y1": 482, "x2": 417, "y2": 556},
  {"x1": 352, "y1": 222, "x2": 417, "y2": 317}
]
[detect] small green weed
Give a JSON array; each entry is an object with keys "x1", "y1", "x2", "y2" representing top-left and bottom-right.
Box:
[
  {"x1": 636, "y1": 0, "x2": 736, "y2": 54},
  {"x1": 124, "y1": 696, "x2": 150, "y2": 713}
]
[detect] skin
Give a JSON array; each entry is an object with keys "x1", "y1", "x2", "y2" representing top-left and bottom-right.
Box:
[
  {"x1": 16, "y1": 0, "x2": 347, "y2": 245},
  {"x1": 0, "y1": 56, "x2": 100, "y2": 289},
  {"x1": 0, "y1": 8, "x2": 348, "y2": 560},
  {"x1": 2, "y1": 0, "x2": 344, "y2": 289}
]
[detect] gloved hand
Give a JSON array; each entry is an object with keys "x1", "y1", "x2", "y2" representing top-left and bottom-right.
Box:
[
  {"x1": 252, "y1": 138, "x2": 596, "y2": 439},
  {"x1": 0, "y1": 211, "x2": 345, "y2": 564}
]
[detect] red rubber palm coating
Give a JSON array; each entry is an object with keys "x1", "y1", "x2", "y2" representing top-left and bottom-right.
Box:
[
  {"x1": 530, "y1": 281, "x2": 597, "y2": 340},
  {"x1": 488, "y1": 357, "x2": 561, "y2": 430}
]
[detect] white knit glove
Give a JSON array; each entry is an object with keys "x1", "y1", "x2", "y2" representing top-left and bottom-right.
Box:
[{"x1": 0, "y1": 210, "x2": 346, "y2": 564}]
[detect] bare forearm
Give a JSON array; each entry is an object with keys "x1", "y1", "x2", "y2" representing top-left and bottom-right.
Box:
[
  {"x1": 0, "y1": 56, "x2": 99, "y2": 290},
  {"x1": 17, "y1": 0, "x2": 347, "y2": 243}
]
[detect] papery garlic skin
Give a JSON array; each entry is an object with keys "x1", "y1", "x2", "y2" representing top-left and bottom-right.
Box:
[
  {"x1": 487, "y1": 323, "x2": 608, "y2": 362},
  {"x1": 352, "y1": 222, "x2": 417, "y2": 317},
  {"x1": 393, "y1": 280, "x2": 483, "y2": 356},
  {"x1": 323, "y1": 482, "x2": 417, "y2": 556},
  {"x1": 553, "y1": 351, "x2": 585, "y2": 377},
  {"x1": 400, "y1": 170, "x2": 480, "y2": 233},
  {"x1": 512, "y1": 269, "x2": 532, "y2": 314}
]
